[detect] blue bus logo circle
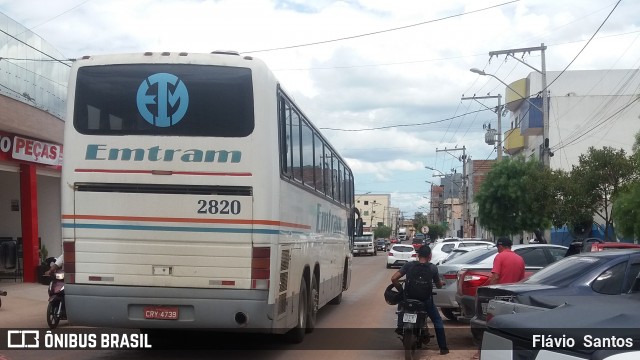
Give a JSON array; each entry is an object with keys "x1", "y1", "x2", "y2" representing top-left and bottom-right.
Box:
[{"x1": 136, "y1": 72, "x2": 189, "y2": 127}]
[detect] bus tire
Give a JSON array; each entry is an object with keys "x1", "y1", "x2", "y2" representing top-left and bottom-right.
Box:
[
  {"x1": 306, "y1": 275, "x2": 319, "y2": 333},
  {"x1": 285, "y1": 278, "x2": 307, "y2": 343}
]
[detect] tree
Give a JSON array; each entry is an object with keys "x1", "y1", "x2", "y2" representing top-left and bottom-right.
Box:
[
  {"x1": 548, "y1": 169, "x2": 594, "y2": 238},
  {"x1": 612, "y1": 131, "x2": 640, "y2": 240},
  {"x1": 412, "y1": 212, "x2": 429, "y2": 235},
  {"x1": 373, "y1": 225, "x2": 392, "y2": 239},
  {"x1": 571, "y1": 146, "x2": 635, "y2": 240},
  {"x1": 426, "y1": 223, "x2": 447, "y2": 241},
  {"x1": 612, "y1": 182, "x2": 640, "y2": 240},
  {"x1": 476, "y1": 157, "x2": 555, "y2": 236}
]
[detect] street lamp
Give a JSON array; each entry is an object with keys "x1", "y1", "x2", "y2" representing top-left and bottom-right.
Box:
[{"x1": 425, "y1": 166, "x2": 447, "y2": 177}]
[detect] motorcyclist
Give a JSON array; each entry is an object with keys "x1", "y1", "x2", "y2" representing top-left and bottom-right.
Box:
[
  {"x1": 44, "y1": 254, "x2": 63, "y2": 277},
  {"x1": 391, "y1": 245, "x2": 449, "y2": 355}
]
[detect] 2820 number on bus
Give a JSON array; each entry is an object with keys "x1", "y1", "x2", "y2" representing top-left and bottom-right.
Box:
[{"x1": 197, "y1": 200, "x2": 241, "y2": 215}]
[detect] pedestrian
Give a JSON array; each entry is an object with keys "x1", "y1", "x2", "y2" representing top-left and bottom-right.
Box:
[
  {"x1": 44, "y1": 254, "x2": 64, "y2": 277},
  {"x1": 486, "y1": 237, "x2": 525, "y2": 285},
  {"x1": 391, "y1": 245, "x2": 449, "y2": 355},
  {"x1": 471, "y1": 237, "x2": 525, "y2": 359}
]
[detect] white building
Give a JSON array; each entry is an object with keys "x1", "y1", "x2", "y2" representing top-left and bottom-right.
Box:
[{"x1": 503, "y1": 69, "x2": 640, "y2": 169}]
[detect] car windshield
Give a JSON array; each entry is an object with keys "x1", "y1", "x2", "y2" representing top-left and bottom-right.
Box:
[
  {"x1": 444, "y1": 247, "x2": 497, "y2": 265},
  {"x1": 377, "y1": 239, "x2": 385, "y2": 244},
  {"x1": 392, "y1": 246, "x2": 413, "y2": 253},
  {"x1": 523, "y1": 255, "x2": 610, "y2": 287}
]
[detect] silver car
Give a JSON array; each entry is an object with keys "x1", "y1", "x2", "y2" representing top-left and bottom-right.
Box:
[
  {"x1": 434, "y1": 245, "x2": 495, "y2": 320},
  {"x1": 434, "y1": 243, "x2": 567, "y2": 321}
]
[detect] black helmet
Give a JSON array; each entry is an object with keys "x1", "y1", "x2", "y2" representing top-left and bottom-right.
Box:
[{"x1": 384, "y1": 284, "x2": 403, "y2": 305}]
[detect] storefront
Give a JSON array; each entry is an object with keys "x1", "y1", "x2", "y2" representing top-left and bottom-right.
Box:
[{"x1": 0, "y1": 130, "x2": 63, "y2": 283}]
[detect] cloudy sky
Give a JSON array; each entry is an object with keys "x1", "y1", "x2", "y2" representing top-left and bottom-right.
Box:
[{"x1": 1, "y1": 0, "x2": 638, "y2": 217}]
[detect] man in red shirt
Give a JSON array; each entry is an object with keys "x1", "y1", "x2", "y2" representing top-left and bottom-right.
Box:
[
  {"x1": 472, "y1": 237, "x2": 525, "y2": 359},
  {"x1": 487, "y1": 237, "x2": 525, "y2": 285}
]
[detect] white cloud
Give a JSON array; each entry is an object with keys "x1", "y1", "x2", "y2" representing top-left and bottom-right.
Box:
[{"x1": 1, "y1": 0, "x2": 638, "y2": 216}]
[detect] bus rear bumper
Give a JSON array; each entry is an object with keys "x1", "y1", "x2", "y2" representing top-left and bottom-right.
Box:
[{"x1": 66, "y1": 284, "x2": 280, "y2": 332}]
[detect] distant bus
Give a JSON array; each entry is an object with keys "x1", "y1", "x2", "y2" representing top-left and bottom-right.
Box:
[{"x1": 60, "y1": 51, "x2": 361, "y2": 342}]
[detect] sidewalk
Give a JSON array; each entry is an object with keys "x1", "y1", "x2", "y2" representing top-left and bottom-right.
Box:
[{"x1": 0, "y1": 280, "x2": 49, "y2": 328}]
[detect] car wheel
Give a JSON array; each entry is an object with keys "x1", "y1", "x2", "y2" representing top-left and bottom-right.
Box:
[
  {"x1": 386, "y1": 263, "x2": 391, "y2": 269},
  {"x1": 440, "y1": 308, "x2": 457, "y2": 321}
]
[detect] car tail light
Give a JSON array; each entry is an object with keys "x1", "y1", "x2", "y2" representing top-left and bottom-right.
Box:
[
  {"x1": 443, "y1": 272, "x2": 458, "y2": 280},
  {"x1": 251, "y1": 247, "x2": 270, "y2": 289},
  {"x1": 388, "y1": 252, "x2": 393, "y2": 256},
  {"x1": 458, "y1": 270, "x2": 490, "y2": 296},
  {"x1": 486, "y1": 313, "x2": 494, "y2": 322},
  {"x1": 411, "y1": 253, "x2": 417, "y2": 258}
]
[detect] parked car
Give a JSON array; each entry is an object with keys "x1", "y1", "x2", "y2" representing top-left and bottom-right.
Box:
[
  {"x1": 565, "y1": 237, "x2": 640, "y2": 256},
  {"x1": 450, "y1": 244, "x2": 567, "y2": 324},
  {"x1": 438, "y1": 245, "x2": 493, "y2": 265},
  {"x1": 386, "y1": 244, "x2": 417, "y2": 269},
  {"x1": 482, "y1": 291, "x2": 640, "y2": 360},
  {"x1": 376, "y1": 238, "x2": 387, "y2": 252},
  {"x1": 430, "y1": 239, "x2": 495, "y2": 265},
  {"x1": 473, "y1": 249, "x2": 640, "y2": 344},
  {"x1": 434, "y1": 244, "x2": 562, "y2": 321}
]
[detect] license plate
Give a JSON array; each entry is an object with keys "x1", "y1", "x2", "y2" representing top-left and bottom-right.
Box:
[
  {"x1": 144, "y1": 306, "x2": 179, "y2": 320},
  {"x1": 403, "y1": 313, "x2": 417, "y2": 323},
  {"x1": 481, "y1": 302, "x2": 488, "y2": 315}
]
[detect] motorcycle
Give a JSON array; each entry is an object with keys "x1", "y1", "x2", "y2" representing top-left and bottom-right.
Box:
[
  {"x1": 386, "y1": 281, "x2": 434, "y2": 360},
  {"x1": 397, "y1": 297, "x2": 432, "y2": 360},
  {"x1": 46, "y1": 270, "x2": 66, "y2": 329}
]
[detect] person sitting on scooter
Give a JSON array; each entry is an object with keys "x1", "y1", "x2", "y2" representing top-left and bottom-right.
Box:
[
  {"x1": 44, "y1": 254, "x2": 63, "y2": 277},
  {"x1": 391, "y1": 245, "x2": 449, "y2": 355}
]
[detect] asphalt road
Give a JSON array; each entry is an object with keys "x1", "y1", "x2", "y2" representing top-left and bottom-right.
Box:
[{"x1": 0, "y1": 252, "x2": 476, "y2": 360}]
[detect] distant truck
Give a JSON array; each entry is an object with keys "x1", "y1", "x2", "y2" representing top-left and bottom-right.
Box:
[
  {"x1": 353, "y1": 232, "x2": 376, "y2": 256},
  {"x1": 398, "y1": 228, "x2": 407, "y2": 241}
]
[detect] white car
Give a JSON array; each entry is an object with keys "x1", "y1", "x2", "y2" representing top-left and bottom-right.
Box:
[
  {"x1": 386, "y1": 244, "x2": 417, "y2": 269},
  {"x1": 430, "y1": 240, "x2": 495, "y2": 265}
]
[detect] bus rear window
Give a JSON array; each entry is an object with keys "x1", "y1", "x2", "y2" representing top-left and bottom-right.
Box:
[{"x1": 73, "y1": 64, "x2": 254, "y2": 137}]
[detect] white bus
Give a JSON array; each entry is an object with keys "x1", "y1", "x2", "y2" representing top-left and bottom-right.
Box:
[{"x1": 61, "y1": 51, "x2": 362, "y2": 343}]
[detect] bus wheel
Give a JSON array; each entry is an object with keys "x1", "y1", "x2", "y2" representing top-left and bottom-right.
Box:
[
  {"x1": 306, "y1": 275, "x2": 319, "y2": 333},
  {"x1": 284, "y1": 278, "x2": 307, "y2": 343}
]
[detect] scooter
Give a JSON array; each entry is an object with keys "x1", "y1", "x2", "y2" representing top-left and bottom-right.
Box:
[{"x1": 46, "y1": 270, "x2": 66, "y2": 329}]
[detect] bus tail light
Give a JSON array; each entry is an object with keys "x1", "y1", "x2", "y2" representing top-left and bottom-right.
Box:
[
  {"x1": 251, "y1": 247, "x2": 270, "y2": 290},
  {"x1": 63, "y1": 241, "x2": 75, "y2": 284}
]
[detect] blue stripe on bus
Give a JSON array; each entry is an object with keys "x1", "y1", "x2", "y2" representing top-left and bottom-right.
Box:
[{"x1": 61, "y1": 223, "x2": 283, "y2": 234}]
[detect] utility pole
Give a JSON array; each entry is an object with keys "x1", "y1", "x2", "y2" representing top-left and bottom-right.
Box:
[
  {"x1": 488, "y1": 44, "x2": 549, "y2": 167},
  {"x1": 436, "y1": 146, "x2": 468, "y2": 237},
  {"x1": 461, "y1": 94, "x2": 503, "y2": 160}
]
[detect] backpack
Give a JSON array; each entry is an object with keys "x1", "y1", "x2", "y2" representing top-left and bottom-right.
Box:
[{"x1": 405, "y1": 262, "x2": 434, "y2": 301}]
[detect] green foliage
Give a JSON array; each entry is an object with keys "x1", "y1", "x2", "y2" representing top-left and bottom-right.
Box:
[
  {"x1": 476, "y1": 157, "x2": 554, "y2": 236},
  {"x1": 426, "y1": 223, "x2": 447, "y2": 240},
  {"x1": 612, "y1": 182, "x2": 640, "y2": 240},
  {"x1": 548, "y1": 169, "x2": 594, "y2": 234},
  {"x1": 611, "y1": 132, "x2": 640, "y2": 240},
  {"x1": 374, "y1": 225, "x2": 392, "y2": 239},
  {"x1": 412, "y1": 212, "x2": 429, "y2": 235},
  {"x1": 39, "y1": 244, "x2": 48, "y2": 265},
  {"x1": 571, "y1": 146, "x2": 635, "y2": 240}
]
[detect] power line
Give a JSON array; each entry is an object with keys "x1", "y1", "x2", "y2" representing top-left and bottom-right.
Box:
[
  {"x1": 544, "y1": 0, "x2": 622, "y2": 90},
  {"x1": 319, "y1": 108, "x2": 492, "y2": 132},
  {"x1": 240, "y1": 0, "x2": 519, "y2": 54}
]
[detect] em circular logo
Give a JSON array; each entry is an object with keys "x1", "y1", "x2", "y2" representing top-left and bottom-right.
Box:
[{"x1": 136, "y1": 72, "x2": 189, "y2": 127}]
